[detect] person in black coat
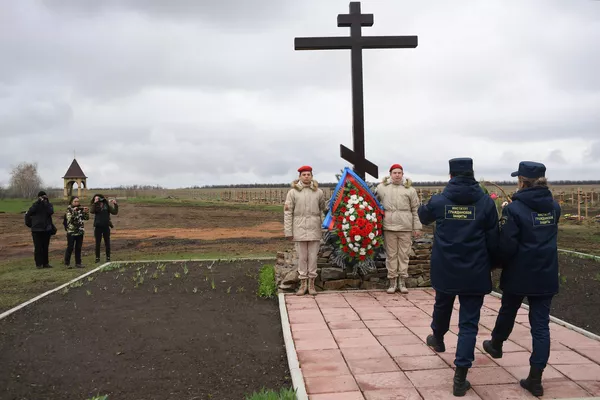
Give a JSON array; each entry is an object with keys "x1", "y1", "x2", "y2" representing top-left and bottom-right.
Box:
[
  {"x1": 90, "y1": 193, "x2": 118, "y2": 263},
  {"x1": 482, "y1": 161, "x2": 561, "y2": 397},
  {"x1": 26, "y1": 190, "x2": 55, "y2": 269},
  {"x1": 418, "y1": 158, "x2": 499, "y2": 397}
]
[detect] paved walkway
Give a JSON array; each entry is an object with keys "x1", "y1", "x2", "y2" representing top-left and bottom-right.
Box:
[{"x1": 285, "y1": 289, "x2": 600, "y2": 399}]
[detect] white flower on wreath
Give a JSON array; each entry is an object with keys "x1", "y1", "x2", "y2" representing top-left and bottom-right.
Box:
[
  {"x1": 359, "y1": 248, "x2": 366, "y2": 255},
  {"x1": 370, "y1": 213, "x2": 376, "y2": 219},
  {"x1": 349, "y1": 215, "x2": 356, "y2": 221},
  {"x1": 367, "y1": 244, "x2": 372, "y2": 250},
  {"x1": 350, "y1": 194, "x2": 358, "y2": 201},
  {"x1": 344, "y1": 211, "x2": 350, "y2": 216},
  {"x1": 348, "y1": 207, "x2": 355, "y2": 214},
  {"x1": 343, "y1": 224, "x2": 350, "y2": 230},
  {"x1": 359, "y1": 205, "x2": 365, "y2": 210},
  {"x1": 368, "y1": 232, "x2": 375, "y2": 240},
  {"x1": 343, "y1": 218, "x2": 347, "y2": 223},
  {"x1": 372, "y1": 239, "x2": 377, "y2": 245},
  {"x1": 358, "y1": 196, "x2": 364, "y2": 202},
  {"x1": 367, "y1": 205, "x2": 373, "y2": 211},
  {"x1": 354, "y1": 235, "x2": 361, "y2": 241},
  {"x1": 375, "y1": 230, "x2": 379, "y2": 236}
]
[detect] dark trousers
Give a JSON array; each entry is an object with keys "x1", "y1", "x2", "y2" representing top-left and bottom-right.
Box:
[
  {"x1": 32, "y1": 231, "x2": 51, "y2": 267},
  {"x1": 431, "y1": 291, "x2": 485, "y2": 368},
  {"x1": 491, "y1": 293, "x2": 553, "y2": 369},
  {"x1": 65, "y1": 234, "x2": 84, "y2": 265},
  {"x1": 94, "y1": 226, "x2": 111, "y2": 259}
]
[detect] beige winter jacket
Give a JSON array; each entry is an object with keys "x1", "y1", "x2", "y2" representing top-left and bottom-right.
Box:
[
  {"x1": 376, "y1": 177, "x2": 422, "y2": 232},
  {"x1": 284, "y1": 179, "x2": 326, "y2": 241}
]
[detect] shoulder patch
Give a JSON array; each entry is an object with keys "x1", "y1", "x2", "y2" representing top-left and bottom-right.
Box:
[
  {"x1": 531, "y1": 211, "x2": 556, "y2": 226},
  {"x1": 445, "y1": 205, "x2": 476, "y2": 220}
]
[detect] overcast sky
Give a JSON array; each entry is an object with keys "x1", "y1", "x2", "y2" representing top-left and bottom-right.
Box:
[{"x1": 1, "y1": 0, "x2": 599, "y2": 189}]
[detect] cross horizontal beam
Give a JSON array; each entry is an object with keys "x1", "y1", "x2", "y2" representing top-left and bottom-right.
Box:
[
  {"x1": 340, "y1": 145, "x2": 379, "y2": 178},
  {"x1": 295, "y1": 36, "x2": 418, "y2": 51}
]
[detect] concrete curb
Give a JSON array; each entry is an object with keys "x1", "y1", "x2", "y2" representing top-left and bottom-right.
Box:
[
  {"x1": 0, "y1": 262, "x2": 111, "y2": 321},
  {"x1": 107, "y1": 257, "x2": 277, "y2": 263},
  {"x1": 278, "y1": 292, "x2": 308, "y2": 400},
  {"x1": 558, "y1": 248, "x2": 600, "y2": 262},
  {"x1": 490, "y1": 291, "x2": 600, "y2": 342}
]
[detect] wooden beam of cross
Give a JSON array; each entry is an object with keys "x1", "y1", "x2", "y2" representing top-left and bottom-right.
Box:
[{"x1": 294, "y1": 1, "x2": 418, "y2": 180}]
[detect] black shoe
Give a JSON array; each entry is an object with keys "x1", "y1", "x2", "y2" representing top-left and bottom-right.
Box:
[
  {"x1": 95, "y1": 258, "x2": 100, "y2": 263},
  {"x1": 36, "y1": 265, "x2": 43, "y2": 269},
  {"x1": 76, "y1": 264, "x2": 84, "y2": 269},
  {"x1": 426, "y1": 334, "x2": 446, "y2": 352},
  {"x1": 520, "y1": 366, "x2": 544, "y2": 396},
  {"x1": 106, "y1": 257, "x2": 111, "y2": 262},
  {"x1": 66, "y1": 264, "x2": 73, "y2": 269},
  {"x1": 43, "y1": 264, "x2": 53, "y2": 268},
  {"x1": 483, "y1": 339, "x2": 503, "y2": 359},
  {"x1": 453, "y1": 366, "x2": 471, "y2": 397}
]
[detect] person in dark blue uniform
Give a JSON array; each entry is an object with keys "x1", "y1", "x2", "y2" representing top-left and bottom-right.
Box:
[
  {"x1": 482, "y1": 161, "x2": 560, "y2": 397},
  {"x1": 418, "y1": 158, "x2": 499, "y2": 397}
]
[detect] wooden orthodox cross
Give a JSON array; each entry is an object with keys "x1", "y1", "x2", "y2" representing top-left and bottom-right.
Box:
[{"x1": 295, "y1": 2, "x2": 418, "y2": 179}]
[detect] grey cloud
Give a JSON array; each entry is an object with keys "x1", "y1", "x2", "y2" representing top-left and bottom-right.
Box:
[{"x1": 547, "y1": 149, "x2": 567, "y2": 164}]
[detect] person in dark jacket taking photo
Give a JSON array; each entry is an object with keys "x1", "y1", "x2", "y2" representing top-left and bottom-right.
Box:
[
  {"x1": 482, "y1": 161, "x2": 561, "y2": 397},
  {"x1": 26, "y1": 191, "x2": 55, "y2": 269},
  {"x1": 90, "y1": 194, "x2": 118, "y2": 263},
  {"x1": 417, "y1": 158, "x2": 499, "y2": 397}
]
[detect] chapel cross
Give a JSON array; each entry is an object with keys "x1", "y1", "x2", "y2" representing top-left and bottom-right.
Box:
[{"x1": 295, "y1": 2, "x2": 418, "y2": 180}]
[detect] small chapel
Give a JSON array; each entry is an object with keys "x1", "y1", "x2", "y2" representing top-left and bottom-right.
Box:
[{"x1": 62, "y1": 158, "x2": 88, "y2": 200}]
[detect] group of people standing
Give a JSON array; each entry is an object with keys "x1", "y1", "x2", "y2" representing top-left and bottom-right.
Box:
[
  {"x1": 25, "y1": 192, "x2": 119, "y2": 268},
  {"x1": 284, "y1": 159, "x2": 560, "y2": 397}
]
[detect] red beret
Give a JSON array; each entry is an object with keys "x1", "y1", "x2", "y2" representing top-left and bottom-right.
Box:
[
  {"x1": 298, "y1": 165, "x2": 313, "y2": 173},
  {"x1": 389, "y1": 164, "x2": 403, "y2": 172}
]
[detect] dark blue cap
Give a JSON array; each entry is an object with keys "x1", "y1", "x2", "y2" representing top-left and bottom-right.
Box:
[
  {"x1": 511, "y1": 161, "x2": 546, "y2": 179},
  {"x1": 449, "y1": 158, "x2": 473, "y2": 173}
]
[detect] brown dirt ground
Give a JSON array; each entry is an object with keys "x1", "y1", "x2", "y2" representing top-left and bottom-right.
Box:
[
  {"x1": 0, "y1": 202, "x2": 289, "y2": 261},
  {"x1": 0, "y1": 260, "x2": 291, "y2": 400}
]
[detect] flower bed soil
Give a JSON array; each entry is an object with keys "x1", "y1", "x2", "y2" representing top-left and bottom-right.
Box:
[
  {"x1": 492, "y1": 253, "x2": 600, "y2": 335},
  {"x1": 0, "y1": 260, "x2": 290, "y2": 400}
]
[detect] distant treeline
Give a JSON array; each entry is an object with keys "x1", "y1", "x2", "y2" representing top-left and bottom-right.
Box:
[{"x1": 186, "y1": 180, "x2": 600, "y2": 189}]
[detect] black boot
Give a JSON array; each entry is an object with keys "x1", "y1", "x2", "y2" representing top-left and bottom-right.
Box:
[
  {"x1": 426, "y1": 334, "x2": 446, "y2": 352},
  {"x1": 483, "y1": 338, "x2": 503, "y2": 358},
  {"x1": 453, "y1": 366, "x2": 471, "y2": 397},
  {"x1": 520, "y1": 366, "x2": 544, "y2": 396}
]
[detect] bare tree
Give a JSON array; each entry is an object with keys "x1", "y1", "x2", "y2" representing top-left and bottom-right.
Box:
[{"x1": 9, "y1": 162, "x2": 43, "y2": 198}]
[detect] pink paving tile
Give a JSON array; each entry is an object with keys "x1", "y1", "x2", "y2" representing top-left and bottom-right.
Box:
[
  {"x1": 337, "y1": 335, "x2": 381, "y2": 348},
  {"x1": 553, "y1": 363, "x2": 600, "y2": 380},
  {"x1": 468, "y1": 367, "x2": 518, "y2": 385},
  {"x1": 579, "y1": 348, "x2": 600, "y2": 364},
  {"x1": 371, "y1": 327, "x2": 412, "y2": 336},
  {"x1": 569, "y1": 337, "x2": 600, "y2": 350},
  {"x1": 399, "y1": 317, "x2": 432, "y2": 328},
  {"x1": 493, "y1": 351, "x2": 532, "y2": 367},
  {"x1": 286, "y1": 294, "x2": 318, "y2": 303},
  {"x1": 305, "y1": 375, "x2": 359, "y2": 394},
  {"x1": 380, "y1": 298, "x2": 415, "y2": 307},
  {"x1": 548, "y1": 350, "x2": 593, "y2": 364},
  {"x1": 504, "y1": 365, "x2": 566, "y2": 382},
  {"x1": 539, "y1": 379, "x2": 593, "y2": 399},
  {"x1": 363, "y1": 388, "x2": 423, "y2": 400},
  {"x1": 418, "y1": 387, "x2": 482, "y2": 399},
  {"x1": 309, "y1": 392, "x2": 365, "y2": 400},
  {"x1": 357, "y1": 311, "x2": 398, "y2": 320},
  {"x1": 297, "y1": 349, "x2": 345, "y2": 364},
  {"x1": 378, "y1": 334, "x2": 424, "y2": 346},
  {"x1": 405, "y1": 367, "x2": 454, "y2": 388},
  {"x1": 288, "y1": 309, "x2": 325, "y2": 324},
  {"x1": 301, "y1": 359, "x2": 352, "y2": 378},
  {"x1": 323, "y1": 312, "x2": 361, "y2": 322},
  {"x1": 364, "y1": 319, "x2": 405, "y2": 329},
  {"x1": 355, "y1": 371, "x2": 415, "y2": 390},
  {"x1": 404, "y1": 327, "x2": 432, "y2": 337},
  {"x1": 331, "y1": 328, "x2": 374, "y2": 339},
  {"x1": 385, "y1": 343, "x2": 435, "y2": 357},
  {"x1": 394, "y1": 355, "x2": 449, "y2": 371},
  {"x1": 577, "y1": 380, "x2": 600, "y2": 396},
  {"x1": 287, "y1": 301, "x2": 319, "y2": 310},
  {"x1": 346, "y1": 357, "x2": 400, "y2": 374},
  {"x1": 328, "y1": 320, "x2": 367, "y2": 330},
  {"x1": 295, "y1": 336, "x2": 338, "y2": 351},
  {"x1": 341, "y1": 345, "x2": 390, "y2": 360},
  {"x1": 293, "y1": 329, "x2": 334, "y2": 341},
  {"x1": 291, "y1": 322, "x2": 329, "y2": 332},
  {"x1": 472, "y1": 383, "x2": 536, "y2": 399}
]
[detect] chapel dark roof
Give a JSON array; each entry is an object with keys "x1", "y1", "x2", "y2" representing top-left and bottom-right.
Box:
[{"x1": 62, "y1": 159, "x2": 87, "y2": 179}]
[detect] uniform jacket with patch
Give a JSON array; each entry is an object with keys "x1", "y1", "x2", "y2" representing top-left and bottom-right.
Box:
[
  {"x1": 418, "y1": 176, "x2": 499, "y2": 295},
  {"x1": 284, "y1": 180, "x2": 326, "y2": 241},
  {"x1": 376, "y1": 177, "x2": 422, "y2": 232},
  {"x1": 499, "y1": 187, "x2": 561, "y2": 296}
]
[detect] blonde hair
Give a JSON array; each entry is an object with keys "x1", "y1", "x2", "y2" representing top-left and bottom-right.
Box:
[{"x1": 518, "y1": 176, "x2": 548, "y2": 188}]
